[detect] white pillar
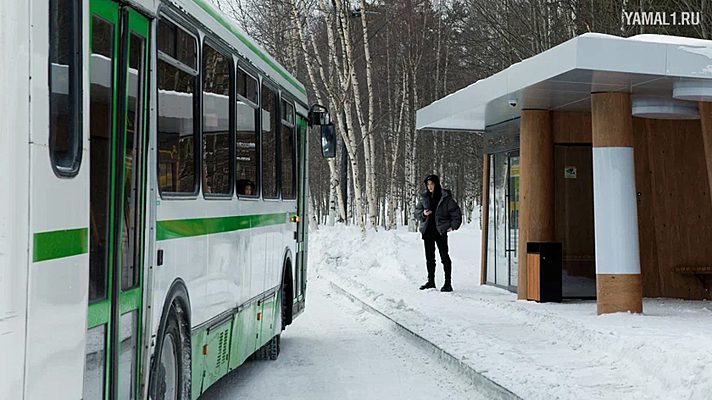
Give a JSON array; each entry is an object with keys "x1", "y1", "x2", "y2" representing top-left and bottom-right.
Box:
[{"x1": 591, "y1": 92, "x2": 643, "y2": 315}]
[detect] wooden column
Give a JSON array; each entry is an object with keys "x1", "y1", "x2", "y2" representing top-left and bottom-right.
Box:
[
  {"x1": 698, "y1": 102, "x2": 712, "y2": 212},
  {"x1": 518, "y1": 110, "x2": 555, "y2": 300},
  {"x1": 480, "y1": 154, "x2": 490, "y2": 285},
  {"x1": 591, "y1": 92, "x2": 643, "y2": 315}
]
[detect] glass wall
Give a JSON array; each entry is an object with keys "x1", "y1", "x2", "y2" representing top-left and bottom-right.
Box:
[
  {"x1": 486, "y1": 157, "x2": 496, "y2": 283},
  {"x1": 486, "y1": 151, "x2": 519, "y2": 291},
  {"x1": 508, "y1": 156, "x2": 520, "y2": 287},
  {"x1": 494, "y1": 153, "x2": 509, "y2": 286}
]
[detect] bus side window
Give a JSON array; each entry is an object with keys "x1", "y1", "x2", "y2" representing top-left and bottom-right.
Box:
[
  {"x1": 201, "y1": 42, "x2": 233, "y2": 197},
  {"x1": 280, "y1": 99, "x2": 296, "y2": 200},
  {"x1": 156, "y1": 18, "x2": 199, "y2": 195},
  {"x1": 49, "y1": 0, "x2": 82, "y2": 177},
  {"x1": 236, "y1": 67, "x2": 259, "y2": 197},
  {"x1": 261, "y1": 84, "x2": 279, "y2": 199}
]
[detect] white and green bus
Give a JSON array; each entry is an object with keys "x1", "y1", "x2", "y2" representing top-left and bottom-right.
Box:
[{"x1": 0, "y1": 0, "x2": 334, "y2": 399}]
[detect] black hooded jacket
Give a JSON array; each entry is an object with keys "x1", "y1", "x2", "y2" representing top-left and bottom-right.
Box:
[{"x1": 414, "y1": 176, "x2": 463, "y2": 238}]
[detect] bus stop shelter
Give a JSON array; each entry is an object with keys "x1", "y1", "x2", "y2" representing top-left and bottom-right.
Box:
[{"x1": 417, "y1": 33, "x2": 712, "y2": 314}]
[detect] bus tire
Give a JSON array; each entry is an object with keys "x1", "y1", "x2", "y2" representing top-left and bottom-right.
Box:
[
  {"x1": 151, "y1": 308, "x2": 191, "y2": 400},
  {"x1": 267, "y1": 334, "x2": 280, "y2": 360},
  {"x1": 281, "y1": 262, "x2": 293, "y2": 330},
  {"x1": 253, "y1": 334, "x2": 280, "y2": 361}
]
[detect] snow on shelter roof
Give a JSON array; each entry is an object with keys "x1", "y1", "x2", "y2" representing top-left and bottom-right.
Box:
[{"x1": 416, "y1": 33, "x2": 712, "y2": 132}]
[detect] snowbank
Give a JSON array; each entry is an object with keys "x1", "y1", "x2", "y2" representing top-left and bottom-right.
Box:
[{"x1": 309, "y1": 220, "x2": 712, "y2": 400}]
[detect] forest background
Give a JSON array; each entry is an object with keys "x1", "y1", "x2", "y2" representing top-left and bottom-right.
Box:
[{"x1": 208, "y1": 0, "x2": 712, "y2": 232}]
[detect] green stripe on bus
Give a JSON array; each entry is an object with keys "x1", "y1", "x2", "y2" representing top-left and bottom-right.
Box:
[
  {"x1": 156, "y1": 213, "x2": 289, "y2": 240},
  {"x1": 88, "y1": 299, "x2": 110, "y2": 329},
  {"x1": 120, "y1": 287, "x2": 142, "y2": 314},
  {"x1": 87, "y1": 288, "x2": 142, "y2": 328},
  {"x1": 192, "y1": 0, "x2": 307, "y2": 96},
  {"x1": 33, "y1": 228, "x2": 89, "y2": 262}
]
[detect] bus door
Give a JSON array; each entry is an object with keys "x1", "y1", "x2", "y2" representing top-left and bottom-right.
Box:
[
  {"x1": 295, "y1": 116, "x2": 309, "y2": 306},
  {"x1": 85, "y1": 1, "x2": 150, "y2": 399}
]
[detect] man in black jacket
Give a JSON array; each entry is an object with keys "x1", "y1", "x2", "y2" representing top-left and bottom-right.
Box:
[{"x1": 414, "y1": 175, "x2": 463, "y2": 292}]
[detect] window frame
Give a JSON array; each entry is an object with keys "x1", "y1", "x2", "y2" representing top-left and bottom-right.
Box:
[
  {"x1": 279, "y1": 94, "x2": 297, "y2": 200},
  {"x1": 200, "y1": 37, "x2": 235, "y2": 200},
  {"x1": 235, "y1": 63, "x2": 261, "y2": 200},
  {"x1": 49, "y1": 0, "x2": 83, "y2": 178},
  {"x1": 155, "y1": 13, "x2": 201, "y2": 199},
  {"x1": 260, "y1": 79, "x2": 281, "y2": 201}
]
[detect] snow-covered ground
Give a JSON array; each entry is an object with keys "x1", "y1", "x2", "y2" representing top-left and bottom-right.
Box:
[
  {"x1": 311, "y1": 218, "x2": 712, "y2": 400},
  {"x1": 201, "y1": 278, "x2": 487, "y2": 400}
]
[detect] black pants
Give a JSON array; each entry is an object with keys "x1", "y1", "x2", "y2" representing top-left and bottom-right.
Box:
[{"x1": 424, "y1": 235, "x2": 452, "y2": 283}]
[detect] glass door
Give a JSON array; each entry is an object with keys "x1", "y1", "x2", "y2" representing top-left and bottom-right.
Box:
[
  {"x1": 507, "y1": 152, "x2": 520, "y2": 291},
  {"x1": 85, "y1": 1, "x2": 150, "y2": 399},
  {"x1": 486, "y1": 150, "x2": 520, "y2": 291}
]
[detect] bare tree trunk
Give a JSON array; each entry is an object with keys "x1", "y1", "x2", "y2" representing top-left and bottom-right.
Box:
[
  {"x1": 332, "y1": 0, "x2": 378, "y2": 231},
  {"x1": 387, "y1": 78, "x2": 406, "y2": 230},
  {"x1": 404, "y1": 69, "x2": 418, "y2": 233},
  {"x1": 308, "y1": 184, "x2": 319, "y2": 231},
  {"x1": 358, "y1": 0, "x2": 379, "y2": 232},
  {"x1": 326, "y1": 158, "x2": 340, "y2": 226},
  {"x1": 290, "y1": 0, "x2": 345, "y2": 226}
]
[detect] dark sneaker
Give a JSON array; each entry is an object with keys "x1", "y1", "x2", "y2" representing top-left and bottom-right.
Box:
[
  {"x1": 419, "y1": 281, "x2": 436, "y2": 290},
  {"x1": 440, "y1": 283, "x2": 453, "y2": 292}
]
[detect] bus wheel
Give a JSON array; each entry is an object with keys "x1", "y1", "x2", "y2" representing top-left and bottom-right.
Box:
[
  {"x1": 266, "y1": 334, "x2": 280, "y2": 360},
  {"x1": 254, "y1": 334, "x2": 281, "y2": 361},
  {"x1": 281, "y1": 266, "x2": 293, "y2": 331},
  {"x1": 152, "y1": 311, "x2": 190, "y2": 400}
]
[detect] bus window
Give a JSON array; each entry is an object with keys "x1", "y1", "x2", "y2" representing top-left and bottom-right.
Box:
[
  {"x1": 236, "y1": 68, "x2": 259, "y2": 197},
  {"x1": 280, "y1": 100, "x2": 296, "y2": 200},
  {"x1": 49, "y1": 0, "x2": 82, "y2": 176},
  {"x1": 157, "y1": 19, "x2": 198, "y2": 195},
  {"x1": 261, "y1": 84, "x2": 279, "y2": 199},
  {"x1": 202, "y1": 43, "x2": 232, "y2": 196}
]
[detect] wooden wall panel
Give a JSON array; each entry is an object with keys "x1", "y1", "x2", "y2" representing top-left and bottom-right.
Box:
[
  {"x1": 633, "y1": 118, "x2": 712, "y2": 300},
  {"x1": 480, "y1": 155, "x2": 490, "y2": 285},
  {"x1": 632, "y1": 119, "x2": 662, "y2": 297},
  {"x1": 553, "y1": 111, "x2": 592, "y2": 144}
]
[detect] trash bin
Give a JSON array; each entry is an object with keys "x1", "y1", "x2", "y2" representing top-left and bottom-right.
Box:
[{"x1": 526, "y1": 242, "x2": 562, "y2": 303}]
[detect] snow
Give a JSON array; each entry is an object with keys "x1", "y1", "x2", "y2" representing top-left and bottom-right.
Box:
[
  {"x1": 627, "y1": 34, "x2": 712, "y2": 47},
  {"x1": 310, "y1": 218, "x2": 712, "y2": 400},
  {"x1": 201, "y1": 278, "x2": 487, "y2": 399}
]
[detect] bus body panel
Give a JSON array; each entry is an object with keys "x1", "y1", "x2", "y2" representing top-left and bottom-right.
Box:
[
  {"x1": 154, "y1": 198, "x2": 297, "y2": 329},
  {"x1": 0, "y1": 1, "x2": 31, "y2": 398},
  {"x1": 24, "y1": 0, "x2": 92, "y2": 399},
  {"x1": 25, "y1": 0, "x2": 89, "y2": 400},
  {"x1": 139, "y1": 19, "x2": 160, "y2": 398}
]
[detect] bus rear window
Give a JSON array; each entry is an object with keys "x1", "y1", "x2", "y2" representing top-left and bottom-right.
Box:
[{"x1": 49, "y1": 0, "x2": 82, "y2": 177}]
